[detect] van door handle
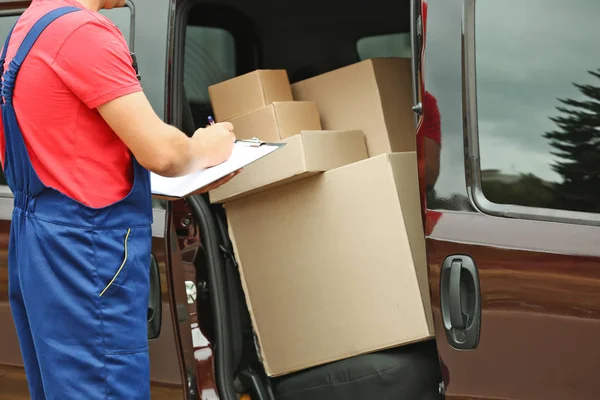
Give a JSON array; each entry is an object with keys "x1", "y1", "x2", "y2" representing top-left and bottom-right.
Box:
[
  {"x1": 449, "y1": 260, "x2": 466, "y2": 329},
  {"x1": 440, "y1": 255, "x2": 481, "y2": 350}
]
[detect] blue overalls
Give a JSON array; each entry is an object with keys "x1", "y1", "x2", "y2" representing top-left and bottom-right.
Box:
[{"x1": 1, "y1": 7, "x2": 153, "y2": 399}]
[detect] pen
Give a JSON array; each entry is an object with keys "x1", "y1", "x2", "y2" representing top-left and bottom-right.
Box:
[{"x1": 208, "y1": 116, "x2": 215, "y2": 125}]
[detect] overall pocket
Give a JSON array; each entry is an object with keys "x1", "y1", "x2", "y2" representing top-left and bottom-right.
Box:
[{"x1": 95, "y1": 226, "x2": 152, "y2": 352}]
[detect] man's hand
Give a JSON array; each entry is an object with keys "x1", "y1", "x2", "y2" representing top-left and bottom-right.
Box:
[
  {"x1": 192, "y1": 122, "x2": 236, "y2": 169},
  {"x1": 98, "y1": 92, "x2": 236, "y2": 177}
]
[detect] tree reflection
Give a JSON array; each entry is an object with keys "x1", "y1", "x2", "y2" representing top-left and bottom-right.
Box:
[
  {"x1": 482, "y1": 68, "x2": 600, "y2": 214},
  {"x1": 543, "y1": 68, "x2": 600, "y2": 214}
]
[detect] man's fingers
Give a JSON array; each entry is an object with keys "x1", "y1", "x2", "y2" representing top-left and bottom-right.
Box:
[{"x1": 217, "y1": 122, "x2": 234, "y2": 131}]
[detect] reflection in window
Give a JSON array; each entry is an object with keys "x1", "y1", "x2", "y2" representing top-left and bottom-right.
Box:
[
  {"x1": 356, "y1": 33, "x2": 412, "y2": 60},
  {"x1": 475, "y1": 0, "x2": 600, "y2": 214}
]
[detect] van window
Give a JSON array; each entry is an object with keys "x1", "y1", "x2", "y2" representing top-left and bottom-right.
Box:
[
  {"x1": 99, "y1": 7, "x2": 132, "y2": 47},
  {"x1": 356, "y1": 33, "x2": 411, "y2": 60},
  {"x1": 0, "y1": 15, "x2": 18, "y2": 43},
  {"x1": 0, "y1": 15, "x2": 19, "y2": 187},
  {"x1": 475, "y1": 0, "x2": 600, "y2": 214},
  {"x1": 184, "y1": 25, "x2": 236, "y2": 105}
]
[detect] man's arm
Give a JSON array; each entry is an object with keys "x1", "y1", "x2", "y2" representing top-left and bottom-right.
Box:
[
  {"x1": 97, "y1": 92, "x2": 235, "y2": 177},
  {"x1": 51, "y1": 18, "x2": 234, "y2": 178}
]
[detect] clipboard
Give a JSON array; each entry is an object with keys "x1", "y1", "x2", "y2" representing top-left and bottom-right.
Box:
[{"x1": 151, "y1": 138, "x2": 285, "y2": 198}]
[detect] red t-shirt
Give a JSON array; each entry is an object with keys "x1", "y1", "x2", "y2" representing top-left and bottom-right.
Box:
[{"x1": 0, "y1": 0, "x2": 142, "y2": 208}]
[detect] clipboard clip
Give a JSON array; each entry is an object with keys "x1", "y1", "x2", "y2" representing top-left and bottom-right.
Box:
[{"x1": 236, "y1": 137, "x2": 266, "y2": 147}]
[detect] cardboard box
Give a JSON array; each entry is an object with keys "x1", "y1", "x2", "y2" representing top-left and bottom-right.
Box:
[
  {"x1": 210, "y1": 130, "x2": 368, "y2": 203},
  {"x1": 227, "y1": 152, "x2": 434, "y2": 376},
  {"x1": 228, "y1": 102, "x2": 322, "y2": 142},
  {"x1": 292, "y1": 58, "x2": 415, "y2": 156},
  {"x1": 209, "y1": 70, "x2": 294, "y2": 121}
]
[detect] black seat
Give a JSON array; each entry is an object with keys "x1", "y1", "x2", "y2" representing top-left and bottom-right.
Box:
[{"x1": 272, "y1": 340, "x2": 442, "y2": 400}]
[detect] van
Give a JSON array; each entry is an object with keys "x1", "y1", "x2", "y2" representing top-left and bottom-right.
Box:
[{"x1": 1, "y1": 0, "x2": 599, "y2": 399}]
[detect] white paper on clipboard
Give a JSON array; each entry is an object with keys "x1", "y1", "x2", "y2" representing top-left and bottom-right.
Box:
[{"x1": 151, "y1": 139, "x2": 284, "y2": 198}]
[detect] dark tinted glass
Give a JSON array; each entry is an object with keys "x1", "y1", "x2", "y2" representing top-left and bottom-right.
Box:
[
  {"x1": 184, "y1": 26, "x2": 236, "y2": 104},
  {"x1": 0, "y1": 16, "x2": 19, "y2": 187}
]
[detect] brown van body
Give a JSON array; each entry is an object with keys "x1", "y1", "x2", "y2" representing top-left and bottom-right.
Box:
[{"x1": 1, "y1": 0, "x2": 599, "y2": 399}]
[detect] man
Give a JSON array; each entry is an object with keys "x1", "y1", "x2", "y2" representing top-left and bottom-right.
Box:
[{"x1": 0, "y1": 0, "x2": 236, "y2": 398}]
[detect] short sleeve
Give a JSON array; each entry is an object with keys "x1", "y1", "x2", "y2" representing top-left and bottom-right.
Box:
[{"x1": 50, "y1": 18, "x2": 142, "y2": 109}]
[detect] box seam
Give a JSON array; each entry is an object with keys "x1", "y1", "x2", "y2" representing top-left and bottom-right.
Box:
[
  {"x1": 299, "y1": 133, "x2": 309, "y2": 170},
  {"x1": 258, "y1": 71, "x2": 268, "y2": 105},
  {"x1": 272, "y1": 104, "x2": 282, "y2": 139}
]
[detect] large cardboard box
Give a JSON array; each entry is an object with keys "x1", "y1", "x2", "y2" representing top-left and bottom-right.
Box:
[
  {"x1": 210, "y1": 130, "x2": 368, "y2": 203},
  {"x1": 228, "y1": 101, "x2": 321, "y2": 142},
  {"x1": 227, "y1": 152, "x2": 434, "y2": 377},
  {"x1": 209, "y1": 70, "x2": 294, "y2": 121},
  {"x1": 292, "y1": 58, "x2": 415, "y2": 156}
]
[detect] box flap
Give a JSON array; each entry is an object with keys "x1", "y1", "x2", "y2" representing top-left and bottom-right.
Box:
[
  {"x1": 209, "y1": 130, "x2": 368, "y2": 203},
  {"x1": 372, "y1": 59, "x2": 416, "y2": 153}
]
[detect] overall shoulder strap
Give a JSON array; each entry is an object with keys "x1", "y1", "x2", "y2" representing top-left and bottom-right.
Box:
[{"x1": 7, "y1": 6, "x2": 81, "y2": 73}]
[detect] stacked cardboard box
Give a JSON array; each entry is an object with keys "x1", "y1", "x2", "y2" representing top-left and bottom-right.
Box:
[
  {"x1": 208, "y1": 58, "x2": 433, "y2": 377},
  {"x1": 208, "y1": 70, "x2": 322, "y2": 141}
]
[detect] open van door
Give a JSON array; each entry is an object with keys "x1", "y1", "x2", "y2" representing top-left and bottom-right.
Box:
[{"x1": 422, "y1": 0, "x2": 600, "y2": 398}]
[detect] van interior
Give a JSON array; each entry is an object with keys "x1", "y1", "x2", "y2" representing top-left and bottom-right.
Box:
[{"x1": 173, "y1": 0, "x2": 442, "y2": 398}]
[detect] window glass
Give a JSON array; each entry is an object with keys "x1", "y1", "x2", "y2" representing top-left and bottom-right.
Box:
[
  {"x1": 356, "y1": 33, "x2": 412, "y2": 60},
  {"x1": 100, "y1": 6, "x2": 132, "y2": 47},
  {"x1": 184, "y1": 25, "x2": 236, "y2": 104},
  {"x1": 0, "y1": 15, "x2": 19, "y2": 187},
  {"x1": 0, "y1": 15, "x2": 18, "y2": 43},
  {"x1": 475, "y1": 0, "x2": 600, "y2": 214}
]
